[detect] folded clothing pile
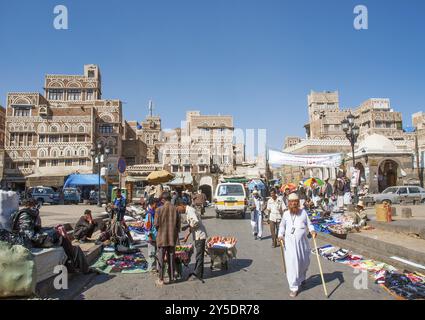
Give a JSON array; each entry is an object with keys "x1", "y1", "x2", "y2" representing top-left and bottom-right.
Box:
[
  {"x1": 315, "y1": 245, "x2": 349, "y2": 262},
  {"x1": 314, "y1": 244, "x2": 425, "y2": 300},
  {"x1": 383, "y1": 272, "x2": 425, "y2": 300}
]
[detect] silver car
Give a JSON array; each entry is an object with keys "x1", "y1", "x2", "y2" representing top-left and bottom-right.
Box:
[{"x1": 363, "y1": 186, "x2": 423, "y2": 205}]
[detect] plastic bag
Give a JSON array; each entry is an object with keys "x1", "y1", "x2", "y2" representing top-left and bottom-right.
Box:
[{"x1": 0, "y1": 241, "x2": 36, "y2": 298}]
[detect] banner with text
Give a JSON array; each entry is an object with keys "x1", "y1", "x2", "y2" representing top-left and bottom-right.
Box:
[{"x1": 268, "y1": 149, "x2": 342, "y2": 168}]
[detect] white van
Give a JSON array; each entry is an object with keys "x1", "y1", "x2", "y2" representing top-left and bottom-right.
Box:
[{"x1": 213, "y1": 183, "x2": 247, "y2": 219}]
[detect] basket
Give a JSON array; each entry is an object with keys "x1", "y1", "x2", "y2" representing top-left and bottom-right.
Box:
[
  {"x1": 330, "y1": 231, "x2": 348, "y2": 239},
  {"x1": 375, "y1": 204, "x2": 389, "y2": 222}
]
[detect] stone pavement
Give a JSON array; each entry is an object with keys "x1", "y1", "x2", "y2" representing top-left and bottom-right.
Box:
[
  {"x1": 51, "y1": 207, "x2": 393, "y2": 300},
  {"x1": 39, "y1": 204, "x2": 108, "y2": 227}
]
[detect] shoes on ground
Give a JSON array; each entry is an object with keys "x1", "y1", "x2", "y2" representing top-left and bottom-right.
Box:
[{"x1": 289, "y1": 290, "x2": 298, "y2": 297}]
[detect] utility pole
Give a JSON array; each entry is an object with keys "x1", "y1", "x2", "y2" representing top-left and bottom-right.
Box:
[{"x1": 415, "y1": 128, "x2": 424, "y2": 187}]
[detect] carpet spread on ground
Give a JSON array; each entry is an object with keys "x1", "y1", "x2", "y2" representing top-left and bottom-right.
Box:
[
  {"x1": 90, "y1": 251, "x2": 148, "y2": 274},
  {"x1": 314, "y1": 244, "x2": 425, "y2": 300}
]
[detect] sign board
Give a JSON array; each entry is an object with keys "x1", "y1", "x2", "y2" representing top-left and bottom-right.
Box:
[
  {"x1": 118, "y1": 158, "x2": 127, "y2": 174},
  {"x1": 100, "y1": 167, "x2": 108, "y2": 177},
  {"x1": 268, "y1": 149, "x2": 342, "y2": 168}
]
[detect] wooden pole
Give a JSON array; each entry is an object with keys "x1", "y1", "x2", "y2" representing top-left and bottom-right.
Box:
[
  {"x1": 312, "y1": 236, "x2": 328, "y2": 298},
  {"x1": 279, "y1": 240, "x2": 286, "y2": 274}
]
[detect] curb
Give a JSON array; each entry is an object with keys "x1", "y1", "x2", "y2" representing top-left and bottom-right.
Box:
[
  {"x1": 316, "y1": 232, "x2": 425, "y2": 274},
  {"x1": 368, "y1": 220, "x2": 425, "y2": 241}
]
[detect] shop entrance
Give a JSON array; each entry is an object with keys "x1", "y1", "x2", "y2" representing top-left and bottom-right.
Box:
[{"x1": 378, "y1": 160, "x2": 398, "y2": 192}]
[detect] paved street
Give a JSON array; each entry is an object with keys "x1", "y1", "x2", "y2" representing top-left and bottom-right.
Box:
[
  {"x1": 53, "y1": 207, "x2": 393, "y2": 300},
  {"x1": 39, "y1": 204, "x2": 108, "y2": 227}
]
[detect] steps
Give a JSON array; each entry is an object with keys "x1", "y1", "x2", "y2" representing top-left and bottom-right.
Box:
[
  {"x1": 317, "y1": 230, "x2": 425, "y2": 274},
  {"x1": 368, "y1": 220, "x2": 425, "y2": 240}
]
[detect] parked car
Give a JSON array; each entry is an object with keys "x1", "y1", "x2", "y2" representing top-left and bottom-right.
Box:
[
  {"x1": 27, "y1": 186, "x2": 60, "y2": 205},
  {"x1": 89, "y1": 191, "x2": 107, "y2": 205},
  {"x1": 62, "y1": 188, "x2": 81, "y2": 204},
  {"x1": 213, "y1": 182, "x2": 247, "y2": 219},
  {"x1": 363, "y1": 186, "x2": 423, "y2": 205}
]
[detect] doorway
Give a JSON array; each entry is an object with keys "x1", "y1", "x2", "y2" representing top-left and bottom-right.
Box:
[{"x1": 378, "y1": 160, "x2": 398, "y2": 192}]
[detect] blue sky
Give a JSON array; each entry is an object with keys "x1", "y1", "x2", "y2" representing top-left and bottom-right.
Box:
[{"x1": 0, "y1": 0, "x2": 424, "y2": 153}]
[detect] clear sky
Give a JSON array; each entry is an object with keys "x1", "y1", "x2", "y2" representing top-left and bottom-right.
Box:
[{"x1": 1, "y1": 0, "x2": 424, "y2": 154}]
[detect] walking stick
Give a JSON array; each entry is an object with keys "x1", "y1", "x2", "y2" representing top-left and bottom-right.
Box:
[
  {"x1": 279, "y1": 240, "x2": 287, "y2": 274},
  {"x1": 312, "y1": 236, "x2": 328, "y2": 298}
]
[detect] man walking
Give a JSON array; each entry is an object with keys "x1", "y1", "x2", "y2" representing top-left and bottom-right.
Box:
[
  {"x1": 192, "y1": 190, "x2": 207, "y2": 216},
  {"x1": 154, "y1": 192, "x2": 181, "y2": 286},
  {"x1": 278, "y1": 193, "x2": 317, "y2": 297},
  {"x1": 178, "y1": 199, "x2": 207, "y2": 281},
  {"x1": 266, "y1": 189, "x2": 285, "y2": 248},
  {"x1": 249, "y1": 190, "x2": 264, "y2": 240}
]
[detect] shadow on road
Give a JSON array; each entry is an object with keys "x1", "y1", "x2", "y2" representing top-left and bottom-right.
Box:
[
  {"x1": 201, "y1": 258, "x2": 253, "y2": 280},
  {"x1": 301, "y1": 271, "x2": 345, "y2": 298},
  {"x1": 74, "y1": 273, "x2": 116, "y2": 300}
]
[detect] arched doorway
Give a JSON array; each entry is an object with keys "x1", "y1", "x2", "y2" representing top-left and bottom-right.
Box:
[
  {"x1": 199, "y1": 176, "x2": 213, "y2": 202},
  {"x1": 378, "y1": 160, "x2": 398, "y2": 192},
  {"x1": 199, "y1": 185, "x2": 212, "y2": 202}
]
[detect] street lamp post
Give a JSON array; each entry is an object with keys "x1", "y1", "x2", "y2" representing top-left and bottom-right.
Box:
[
  {"x1": 91, "y1": 142, "x2": 111, "y2": 207},
  {"x1": 341, "y1": 113, "x2": 360, "y2": 205}
]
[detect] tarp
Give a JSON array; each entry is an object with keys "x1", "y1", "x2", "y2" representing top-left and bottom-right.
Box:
[
  {"x1": 63, "y1": 174, "x2": 106, "y2": 188},
  {"x1": 268, "y1": 149, "x2": 342, "y2": 168},
  {"x1": 168, "y1": 173, "x2": 193, "y2": 186},
  {"x1": 247, "y1": 179, "x2": 266, "y2": 191},
  {"x1": 223, "y1": 177, "x2": 248, "y2": 183}
]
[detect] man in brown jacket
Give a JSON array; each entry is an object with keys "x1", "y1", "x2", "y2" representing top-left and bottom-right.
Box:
[
  {"x1": 154, "y1": 192, "x2": 181, "y2": 286},
  {"x1": 192, "y1": 190, "x2": 207, "y2": 216}
]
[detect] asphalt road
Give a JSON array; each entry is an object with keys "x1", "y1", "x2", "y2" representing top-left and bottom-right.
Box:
[{"x1": 53, "y1": 207, "x2": 393, "y2": 300}]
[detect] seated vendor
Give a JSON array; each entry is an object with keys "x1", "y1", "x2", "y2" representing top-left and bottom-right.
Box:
[
  {"x1": 303, "y1": 198, "x2": 315, "y2": 212},
  {"x1": 74, "y1": 209, "x2": 98, "y2": 243},
  {"x1": 321, "y1": 198, "x2": 334, "y2": 217},
  {"x1": 11, "y1": 198, "x2": 90, "y2": 273},
  {"x1": 355, "y1": 200, "x2": 368, "y2": 227}
]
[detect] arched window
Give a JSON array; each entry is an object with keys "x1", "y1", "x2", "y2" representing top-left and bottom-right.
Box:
[
  {"x1": 80, "y1": 149, "x2": 86, "y2": 157},
  {"x1": 78, "y1": 125, "x2": 85, "y2": 133},
  {"x1": 38, "y1": 149, "x2": 47, "y2": 158}
]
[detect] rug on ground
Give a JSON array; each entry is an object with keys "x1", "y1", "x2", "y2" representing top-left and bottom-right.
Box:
[{"x1": 91, "y1": 250, "x2": 148, "y2": 274}]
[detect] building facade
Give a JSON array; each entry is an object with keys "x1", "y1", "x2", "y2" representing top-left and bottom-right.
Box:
[
  {"x1": 0, "y1": 105, "x2": 5, "y2": 186},
  {"x1": 276, "y1": 90, "x2": 418, "y2": 191},
  {"x1": 4, "y1": 65, "x2": 123, "y2": 190}
]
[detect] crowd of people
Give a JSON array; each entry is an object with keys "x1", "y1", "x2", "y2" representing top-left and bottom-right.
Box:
[
  {"x1": 247, "y1": 175, "x2": 371, "y2": 297},
  {"x1": 72, "y1": 188, "x2": 209, "y2": 286}
]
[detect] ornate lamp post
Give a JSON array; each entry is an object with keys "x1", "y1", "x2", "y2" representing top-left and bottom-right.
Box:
[
  {"x1": 91, "y1": 142, "x2": 111, "y2": 207},
  {"x1": 341, "y1": 113, "x2": 360, "y2": 205}
]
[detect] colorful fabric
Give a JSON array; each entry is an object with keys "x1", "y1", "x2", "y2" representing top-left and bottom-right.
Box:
[
  {"x1": 91, "y1": 251, "x2": 148, "y2": 274},
  {"x1": 314, "y1": 244, "x2": 425, "y2": 300},
  {"x1": 175, "y1": 245, "x2": 194, "y2": 265}
]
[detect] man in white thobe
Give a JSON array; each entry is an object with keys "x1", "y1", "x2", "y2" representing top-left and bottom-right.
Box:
[
  {"x1": 249, "y1": 190, "x2": 264, "y2": 240},
  {"x1": 278, "y1": 193, "x2": 317, "y2": 297}
]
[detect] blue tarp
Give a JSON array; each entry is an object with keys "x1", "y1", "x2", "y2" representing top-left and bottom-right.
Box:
[
  {"x1": 63, "y1": 174, "x2": 106, "y2": 188},
  {"x1": 247, "y1": 179, "x2": 266, "y2": 191}
]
